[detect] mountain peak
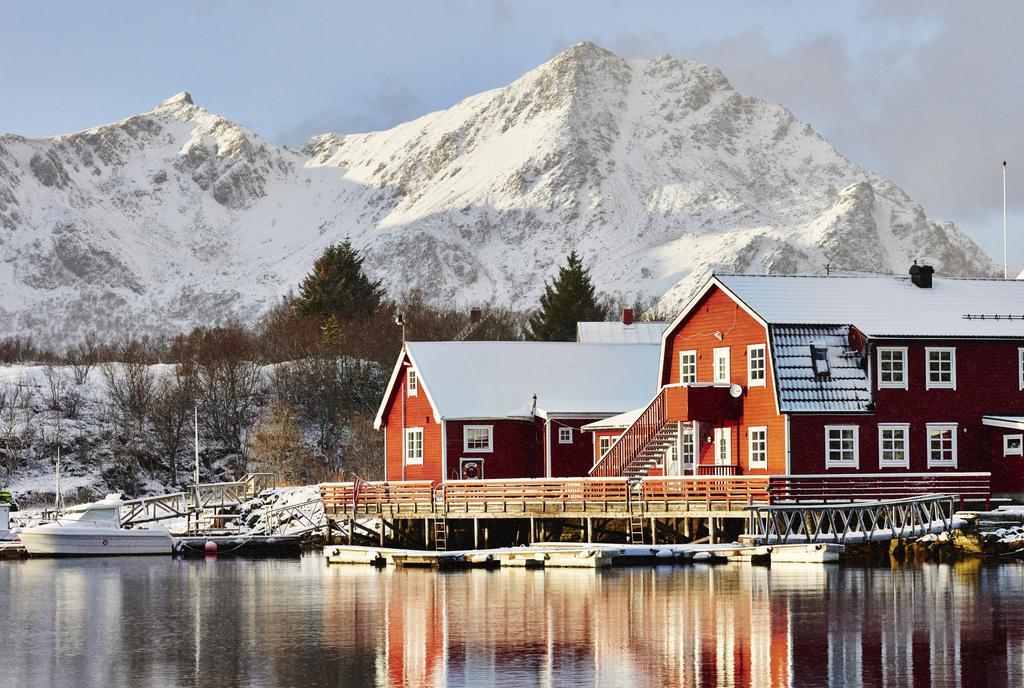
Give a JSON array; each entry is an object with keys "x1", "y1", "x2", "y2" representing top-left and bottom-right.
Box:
[{"x1": 158, "y1": 91, "x2": 194, "y2": 108}]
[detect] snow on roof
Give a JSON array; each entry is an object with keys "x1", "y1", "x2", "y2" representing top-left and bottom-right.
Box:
[
  {"x1": 716, "y1": 274, "x2": 1024, "y2": 338},
  {"x1": 576, "y1": 321, "x2": 668, "y2": 344},
  {"x1": 771, "y1": 325, "x2": 871, "y2": 413},
  {"x1": 581, "y1": 407, "x2": 645, "y2": 431},
  {"x1": 379, "y1": 342, "x2": 660, "y2": 425},
  {"x1": 983, "y1": 416, "x2": 1024, "y2": 430}
]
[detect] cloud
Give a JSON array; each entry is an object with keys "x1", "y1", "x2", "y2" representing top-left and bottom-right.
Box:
[{"x1": 274, "y1": 81, "x2": 421, "y2": 145}]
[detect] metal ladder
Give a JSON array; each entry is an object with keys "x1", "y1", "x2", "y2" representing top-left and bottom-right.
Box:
[
  {"x1": 627, "y1": 480, "x2": 647, "y2": 545},
  {"x1": 433, "y1": 519, "x2": 448, "y2": 551},
  {"x1": 628, "y1": 515, "x2": 648, "y2": 545}
]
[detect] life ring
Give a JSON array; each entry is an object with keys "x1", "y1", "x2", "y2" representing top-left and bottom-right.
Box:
[{"x1": 102, "y1": 539, "x2": 109, "y2": 546}]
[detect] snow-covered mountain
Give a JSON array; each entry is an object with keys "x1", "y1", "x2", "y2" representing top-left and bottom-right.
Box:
[{"x1": 0, "y1": 42, "x2": 997, "y2": 344}]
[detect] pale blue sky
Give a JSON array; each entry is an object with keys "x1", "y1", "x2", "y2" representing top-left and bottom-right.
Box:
[{"x1": 2, "y1": 1, "x2": 1022, "y2": 269}]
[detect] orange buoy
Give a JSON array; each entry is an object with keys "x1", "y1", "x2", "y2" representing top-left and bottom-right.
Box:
[{"x1": 204, "y1": 540, "x2": 218, "y2": 553}]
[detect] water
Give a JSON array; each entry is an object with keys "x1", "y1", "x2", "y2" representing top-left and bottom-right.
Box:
[{"x1": 2, "y1": 556, "x2": 1024, "y2": 687}]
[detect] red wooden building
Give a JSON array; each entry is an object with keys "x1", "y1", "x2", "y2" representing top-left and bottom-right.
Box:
[
  {"x1": 589, "y1": 267, "x2": 1024, "y2": 496},
  {"x1": 375, "y1": 341, "x2": 660, "y2": 482}
]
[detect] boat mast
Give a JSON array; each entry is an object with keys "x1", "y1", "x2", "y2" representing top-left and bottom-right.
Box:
[{"x1": 193, "y1": 405, "x2": 200, "y2": 487}]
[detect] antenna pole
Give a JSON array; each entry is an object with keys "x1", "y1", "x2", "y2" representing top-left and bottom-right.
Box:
[
  {"x1": 1004, "y1": 161, "x2": 1008, "y2": 279},
  {"x1": 194, "y1": 405, "x2": 200, "y2": 487}
]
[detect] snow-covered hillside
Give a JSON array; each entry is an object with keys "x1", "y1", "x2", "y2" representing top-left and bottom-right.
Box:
[{"x1": 0, "y1": 42, "x2": 997, "y2": 344}]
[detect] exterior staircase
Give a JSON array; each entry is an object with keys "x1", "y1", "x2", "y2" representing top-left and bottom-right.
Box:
[
  {"x1": 622, "y1": 423, "x2": 678, "y2": 480},
  {"x1": 590, "y1": 383, "x2": 740, "y2": 478}
]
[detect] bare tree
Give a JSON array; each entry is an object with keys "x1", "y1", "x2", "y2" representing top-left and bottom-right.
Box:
[
  {"x1": 0, "y1": 379, "x2": 37, "y2": 481},
  {"x1": 68, "y1": 332, "x2": 99, "y2": 385},
  {"x1": 43, "y1": 365, "x2": 67, "y2": 411},
  {"x1": 101, "y1": 336, "x2": 156, "y2": 428},
  {"x1": 148, "y1": 364, "x2": 196, "y2": 485},
  {"x1": 246, "y1": 403, "x2": 314, "y2": 484}
]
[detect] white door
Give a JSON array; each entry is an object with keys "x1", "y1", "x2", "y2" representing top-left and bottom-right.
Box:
[
  {"x1": 713, "y1": 347, "x2": 730, "y2": 383},
  {"x1": 713, "y1": 427, "x2": 731, "y2": 466}
]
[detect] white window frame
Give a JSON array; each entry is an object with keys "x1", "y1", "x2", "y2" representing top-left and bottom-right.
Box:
[
  {"x1": 713, "y1": 347, "x2": 730, "y2": 384},
  {"x1": 1018, "y1": 348, "x2": 1024, "y2": 391},
  {"x1": 877, "y1": 347, "x2": 908, "y2": 390},
  {"x1": 558, "y1": 426, "x2": 573, "y2": 444},
  {"x1": 877, "y1": 423, "x2": 910, "y2": 469},
  {"x1": 1004, "y1": 434, "x2": 1023, "y2": 457},
  {"x1": 406, "y1": 368, "x2": 418, "y2": 396},
  {"x1": 713, "y1": 427, "x2": 732, "y2": 465},
  {"x1": 679, "y1": 350, "x2": 698, "y2": 384},
  {"x1": 925, "y1": 347, "x2": 956, "y2": 390},
  {"x1": 462, "y1": 425, "x2": 493, "y2": 453},
  {"x1": 825, "y1": 425, "x2": 859, "y2": 469},
  {"x1": 681, "y1": 425, "x2": 695, "y2": 469},
  {"x1": 926, "y1": 423, "x2": 958, "y2": 468},
  {"x1": 748, "y1": 426, "x2": 768, "y2": 469},
  {"x1": 747, "y1": 345, "x2": 767, "y2": 387},
  {"x1": 404, "y1": 427, "x2": 424, "y2": 465},
  {"x1": 598, "y1": 434, "x2": 618, "y2": 458}
]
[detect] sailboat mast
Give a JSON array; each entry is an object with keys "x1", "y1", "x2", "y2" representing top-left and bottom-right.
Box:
[{"x1": 194, "y1": 405, "x2": 200, "y2": 487}]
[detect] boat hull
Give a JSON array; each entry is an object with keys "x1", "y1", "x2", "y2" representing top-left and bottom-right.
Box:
[{"x1": 19, "y1": 528, "x2": 172, "y2": 556}]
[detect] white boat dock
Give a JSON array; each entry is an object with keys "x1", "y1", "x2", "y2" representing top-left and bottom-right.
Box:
[{"x1": 324, "y1": 541, "x2": 843, "y2": 569}]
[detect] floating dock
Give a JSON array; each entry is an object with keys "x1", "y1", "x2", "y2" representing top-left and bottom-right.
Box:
[{"x1": 324, "y1": 541, "x2": 843, "y2": 569}]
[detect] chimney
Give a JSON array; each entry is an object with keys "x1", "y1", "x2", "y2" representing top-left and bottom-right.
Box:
[
  {"x1": 621, "y1": 308, "x2": 634, "y2": 325},
  {"x1": 909, "y1": 262, "x2": 934, "y2": 288},
  {"x1": 470, "y1": 308, "x2": 482, "y2": 324}
]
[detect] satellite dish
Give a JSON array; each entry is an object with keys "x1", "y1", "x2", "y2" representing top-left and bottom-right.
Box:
[
  {"x1": 729, "y1": 384, "x2": 744, "y2": 398},
  {"x1": 847, "y1": 326, "x2": 865, "y2": 354}
]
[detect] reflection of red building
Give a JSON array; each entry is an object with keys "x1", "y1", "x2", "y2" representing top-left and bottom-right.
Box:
[{"x1": 321, "y1": 561, "x2": 1022, "y2": 687}]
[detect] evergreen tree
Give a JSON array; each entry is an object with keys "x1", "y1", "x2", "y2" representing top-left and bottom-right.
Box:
[
  {"x1": 292, "y1": 240, "x2": 384, "y2": 323},
  {"x1": 527, "y1": 251, "x2": 607, "y2": 341}
]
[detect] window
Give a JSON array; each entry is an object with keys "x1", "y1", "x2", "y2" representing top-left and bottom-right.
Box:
[
  {"x1": 1019, "y1": 348, "x2": 1024, "y2": 390},
  {"x1": 748, "y1": 427, "x2": 768, "y2": 468},
  {"x1": 747, "y1": 345, "x2": 767, "y2": 387},
  {"x1": 925, "y1": 348, "x2": 956, "y2": 390},
  {"x1": 406, "y1": 368, "x2": 418, "y2": 396},
  {"x1": 713, "y1": 347, "x2": 730, "y2": 384},
  {"x1": 1004, "y1": 434, "x2": 1023, "y2": 457},
  {"x1": 558, "y1": 427, "x2": 573, "y2": 444},
  {"x1": 713, "y1": 427, "x2": 731, "y2": 465},
  {"x1": 681, "y1": 425, "x2": 695, "y2": 468},
  {"x1": 679, "y1": 350, "x2": 698, "y2": 384},
  {"x1": 878, "y1": 424, "x2": 910, "y2": 468},
  {"x1": 404, "y1": 427, "x2": 424, "y2": 465},
  {"x1": 663, "y1": 442, "x2": 678, "y2": 472},
  {"x1": 877, "y1": 347, "x2": 908, "y2": 390},
  {"x1": 926, "y1": 424, "x2": 958, "y2": 467},
  {"x1": 825, "y1": 426, "x2": 859, "y2": 468},
  {"x1": 463, "y1": 425, "x2": 493, "y2": 452},
  {"x1": 598, "y1": 435, "x2": 618, "y2": 457}
]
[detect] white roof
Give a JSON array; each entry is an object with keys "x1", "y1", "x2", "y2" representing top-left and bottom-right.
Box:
[
  {"x1": 581, "y1": 407, "x2": 645, "y2": 431},
  {"x1": 716, "y1": 274, "x2": 1024, "y2": 338},
  {"x1": 375, "y1": 342, "x2": 661, "y2": 427},
  {"x1": 577, "y1": 321, "x2": 668, "y2": 344}
]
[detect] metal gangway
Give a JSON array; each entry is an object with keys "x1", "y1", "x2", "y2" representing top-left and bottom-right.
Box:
[
  {"x1": 745, "y1": 494, "x2": 959, "y2": 545},
  {"x1": 120, "y1": 473, "x2": 281, "y2": 533}
]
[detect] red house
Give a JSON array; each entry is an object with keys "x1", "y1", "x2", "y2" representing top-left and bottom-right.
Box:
[
  {"x1": 374, "y1": 341, "x2": 661, "y2": 482},
  {"x1": 589, "y1": 268, "x2": 1024, "y2": 497}
]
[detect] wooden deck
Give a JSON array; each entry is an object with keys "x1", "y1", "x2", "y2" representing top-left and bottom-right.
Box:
[{"x1": 321, "y1": 473, "x2": 991, "y2": 521}]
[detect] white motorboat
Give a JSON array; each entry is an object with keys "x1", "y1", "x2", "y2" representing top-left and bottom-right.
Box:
[{"x1": 18, "y1": 496, "x2": 172, "y2": 556}]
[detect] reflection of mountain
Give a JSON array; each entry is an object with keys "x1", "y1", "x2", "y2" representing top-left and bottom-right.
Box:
[{"x1": 1, "y1": 43, "x2": 996, "y2": 344}]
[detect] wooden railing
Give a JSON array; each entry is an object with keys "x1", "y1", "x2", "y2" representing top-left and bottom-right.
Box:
[
  {"x1": 696, "y1": 464, "x2": 739, "y2": 476},
  {"x1": 642, "y1": 476, "x2": 770, "y2": 511},
  {"x1": 589, "y1": 388, "x2": 667, "y2": 477},
  {"x1": 767, "y1": 472, "x2": 991, "y2": 507},
  {"x1": 440, "y1": 478, "x2": 629, "y2": 514},
  {"x1": 320, "y1": 480, "x2": 435, "y2": 514},
  {"x1": 319, "y1": 472, "x2": 992, "y2": 517}
]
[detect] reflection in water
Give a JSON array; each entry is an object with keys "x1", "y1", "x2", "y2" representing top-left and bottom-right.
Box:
[{"x1": 3, "y1": 557, "x2": 1024, "y2": 687}]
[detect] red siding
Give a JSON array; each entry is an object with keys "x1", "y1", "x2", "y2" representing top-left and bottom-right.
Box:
[
  {"x1": 444, "y1": 419, "x2": 542, "y2": 480},
  {"x1": 789, "y1": 340, "x2": 1024, "y2": 480},
  {"x1": 662, "y1": 286, "x2": 786, "y2": 475},
  {"x1": 382, "y1": 355, "x2": 443, "y2": 482},
  {"x1": 546, "y1": 418, "x2": 600, "y2": 477}
]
